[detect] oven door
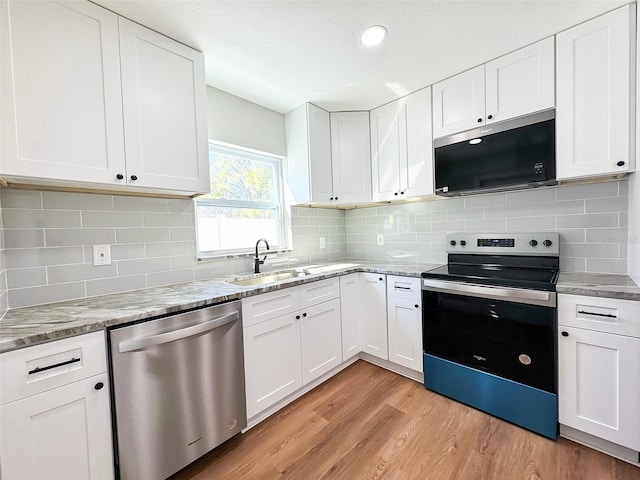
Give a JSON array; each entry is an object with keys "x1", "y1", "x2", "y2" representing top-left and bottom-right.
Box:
[{"x1": 422, "y1": 279, "x2": 557, "y2": 393}]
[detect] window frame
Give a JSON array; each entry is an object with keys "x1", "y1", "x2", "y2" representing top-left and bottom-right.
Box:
[{"x1": 195, "y1": 141, "x2": 289, "y2": 259}]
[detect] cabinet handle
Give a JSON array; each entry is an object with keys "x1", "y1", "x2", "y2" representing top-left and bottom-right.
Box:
[
  {"x1": 130, "y1": 175, "x2": 138, "y2": 181},
  {"x1": 561, "y1": 331, "x2": 569, "y2": 337},
  {"x1": 28, "y1": 357, "x2": 81, "y2": 375},
  {"x1": 116, "y1": 174, "x2": 124, "y2": 180},
  {"x1": 577, "y1": 310, "x2": 617, "y2": 319},
  {"x1": 302, "y1": 312, "x2": 307, "y2": 317},
  {"x1": 94, "y1": 382, "x2": 104, "y2": 390},
  {"x1": 616, "y1": 161, "x2": 626, "y2": 167},
  {"x1": 477, "y1": 118, "x2": 482, "y2": 123},
  {"x1": 487, "y1": 115, "x2": 493, "y2": 120},
  {"x1": 395, "y1": 286, "x2": 411, "y2": 290}
]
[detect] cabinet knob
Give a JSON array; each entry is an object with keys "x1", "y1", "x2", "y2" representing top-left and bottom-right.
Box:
[
  {"x1": 561, "y1": 331, "x2": 569, "y2": 337},
  {"x1": 617, "y1": 161, "x2": 626, "y2": 167},
  {"x1": 379, "y1": 277, "x2": 383, "y2": 281},
  {"x1": 330, "y1": 197, "x2": 334, "y2": 201},
  {"x1": 335, "y1": 197, "x2": 338, "y2": 201},
  {"x1": 487, "y1": 115, "x2": 493, "y2": 120},
  {"x1": 400, "y1": 191, "x2": 404, "y2": 195},
  {"x1": 477, "y1": 118, "x2": 482, "y2": 123},
  {"x1": 130, "y1": 175, "x2": 138, "y2": 181},
  {"x1": 415, "y1": 304, "x2": 419, "y2": 309},
  {"x1": 116, "y1": 174, "x2": 124, "y2": 180},
  {"x1": 302, "y1": 312, "x2": 307, "y2": 317},
  {"x1": 394, "y1": 192, "x2": 398, "y2": 196},
  {"x1": 94, "y1": 382, "x2": 104, "y2": 390},
  {"x1": 296, "y1": 315, "x2": 301, "y2": 320}
]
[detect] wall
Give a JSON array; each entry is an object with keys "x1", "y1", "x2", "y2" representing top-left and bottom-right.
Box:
[
  {"x1": 206, "y1": 86, "x2": 286, "y2": 157},
  {"x1": 346, "y1": 180, "x2": 629, "y2": 274},
  {"x1": 0, "y1": 189, "x2": 345, "y2": 309},
  {"x1": 0, "y1": 194, "x2": 6, "y2": 319},
  {"x1": 630, "y1": 174, "x2": 639, "y2": 283}
]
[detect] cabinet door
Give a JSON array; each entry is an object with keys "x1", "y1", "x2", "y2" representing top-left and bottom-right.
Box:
[
  {"x1": 243, "y1": 314, "x2": 302, "y2": 418},
  {"x1": 387, "y1": 297, "x2": 423, "y2": 373},
  {"x1": 0, "y1": 373, "x2": 114, "y2": 480},
  {"x1": 556, "y1": 5, "x2": 635, "y2": 180},
  {"x1": 399, "y1": 87, "x2": 434, "y2": 198},
  {"x1": 360, "y1": 273, "x2": 388, "y2": 360},
  {"x1": 308, "y1": 104, "x2": 334, "y2": 202},
  {"x1": 371, "y1": 101, "x2": 402, "y2": 201},
  {"x1": 0, "y1": 0, "x2": 126, "y2": 184},
  {"x1": 485, "y1": 37, "x2": 554, "y2": 124},
  {"x1": 339, "y1": 274, "x2": 361, "y2": 360},
  {"x1": 300, "y1": 298, "x2": 342, "y2": 384},
  {"x1": 432, "y1": 65, "x2": 485, "y2": 138},
  {"x1": 558, "y1": 326, "x2": 640, "y2": 450},
  {"x1": 330, "y1": 112, "x2": 372, "y2": 204},
  {"x1": 119, "y1": 18, "x2": 209, "y2": 193}
]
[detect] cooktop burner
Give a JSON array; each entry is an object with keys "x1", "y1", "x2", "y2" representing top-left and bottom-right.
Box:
[{"x1": 421, "y1": 233, "x2": 560, "y2": 292}]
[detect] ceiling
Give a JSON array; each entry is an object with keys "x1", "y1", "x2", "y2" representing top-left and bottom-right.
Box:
[{"x1": 94, "y1": 0, "x2": 629, "y2": 114}]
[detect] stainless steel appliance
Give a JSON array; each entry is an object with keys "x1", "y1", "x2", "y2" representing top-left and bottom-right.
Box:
[
  {"x1": 422, "y1": 232, "x2": 559, "y2": 439},
  {"x1": 108, "y1": 301, "x2": 246, "y2": 480},
  {"x1": 434, "y1": 110, "x2": 556, "y2": 196}
]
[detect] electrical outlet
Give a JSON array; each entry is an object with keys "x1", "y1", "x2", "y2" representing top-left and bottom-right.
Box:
[
  {"x1": 319, "y1": 237, "x2": 326, "y2": 249},
  {"x1": 377, "y1": 234, "x2": 384, "y2": 246},
  {"x1": 93, "y1": 244, "x2": 111, "y2": 266}
]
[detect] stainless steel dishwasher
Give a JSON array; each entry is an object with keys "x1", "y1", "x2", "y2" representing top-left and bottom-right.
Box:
[{"x1": 109, "y1": 300, "x2": 246, "y2": 480}]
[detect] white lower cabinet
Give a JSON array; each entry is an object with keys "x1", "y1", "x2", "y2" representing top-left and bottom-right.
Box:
[
  {"x1": 242, "y1": 278, "x2": 342, "y2": 419},
  {"x1": 387, "y1": 276, "x2": 423, "y2": 373},
  {"x1": 360, "y1": 273, "x2": 388, "y2": 360},
  {"x1": 0, "y1": 332, "x2": 113, "y2": 480},
  {"x1": 339, "y1": 273, "x2": 361, "y2": 360},
  {"x1": 558, "y1": 294, "x2": 640, "y2": 451}
]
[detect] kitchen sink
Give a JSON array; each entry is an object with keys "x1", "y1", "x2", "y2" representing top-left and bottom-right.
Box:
[{"x1": 228, "y1": 270, "x2": 309, "y2": 287}]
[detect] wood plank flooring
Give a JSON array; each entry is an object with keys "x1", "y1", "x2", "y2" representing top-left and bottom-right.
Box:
[{"x1": 171, "y1": 360, "x2": 640, "y2": 480}]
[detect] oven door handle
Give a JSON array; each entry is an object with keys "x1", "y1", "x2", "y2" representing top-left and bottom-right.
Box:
[{"x1": 422, "y1": 279, "x2": 556, "y2": 307}]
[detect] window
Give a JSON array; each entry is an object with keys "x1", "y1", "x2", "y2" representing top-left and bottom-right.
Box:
[{"x1": 195, "y1": 143, "x2": 286, "y2": 257}]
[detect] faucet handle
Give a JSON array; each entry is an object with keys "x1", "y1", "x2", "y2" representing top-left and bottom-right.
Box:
[{"x1": 262, "y1": 255, "x2": 267, "y2": 262}]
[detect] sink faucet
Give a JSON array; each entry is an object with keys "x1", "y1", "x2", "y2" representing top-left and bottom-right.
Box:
[{"x1": 254, "y1": 238, "x2": 270, "y2": 273}]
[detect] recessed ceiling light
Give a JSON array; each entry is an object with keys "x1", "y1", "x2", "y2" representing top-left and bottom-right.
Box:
[
  {"x1": 360, "y1": 25, "x2": 387, "y2": 47},
  {"x1": 469, "y1": 138, "x2": 482, "y2": 145}
]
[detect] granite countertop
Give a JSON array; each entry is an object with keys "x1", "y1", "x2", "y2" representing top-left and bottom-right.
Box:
[
  {"x1": 1, "y1": 260, "x2": 638, "y2": 354},
  {"x1": 0, "y1": 260, "x2": 437, "y2": 353}
]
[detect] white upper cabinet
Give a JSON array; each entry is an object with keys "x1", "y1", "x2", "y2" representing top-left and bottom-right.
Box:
[
  {"x1": 119, "y1": 18, "x2": 209, "y2": 193},
  {"x1": 485, "y1": 36, "x2": 555, "y2": 125},
  {"x1": 433, "y1": 65, "x2": 485, "y2": 138},
  {"x1": 286, "y1": 107, "x2": 370, "y2": 205},
  {"x1": 433, "y1": 37, "x2": 554, "y2": 138},
  {"x1": 556, "y1": 4, "x2": 636, "y2": 180},
  {"x1": 0, "y1": 0, "x2": 126, "y2": 184},
  {"x1": 371, "y1": 87, "x2": 434, "y2": 202},
  {"x1": 0, "y1": 0, "x2": 209, "y2": 196},
  {"x1": 330, "y1": 112, "x2": 372, "y2": 205},
  {"x1": 285, "y1": 103, "x2": 333, "y2": 204}
]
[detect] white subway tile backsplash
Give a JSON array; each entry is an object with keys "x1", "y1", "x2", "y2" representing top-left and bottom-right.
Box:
[
  {"x1": 586, "y1": 258, "x2": 628, "y2": 274},
  {"x1": 562, "y1": 243, "x2": 619, "y2": 259},
  {"x1": 585, "y1": 228, "x2": 628, "y2": 244},
  {"x1": 529, "y1": 200, "x2": 584, "y2": 216},
  {"x1": 557, "y1": 213, "x2": 618, "y2": 229},
  {"x1": 113, "y1": 196, "x2": 169, "y2": 212},
  {"x1": 111, "y1": 244, "x2": 146, "y2": 261},
  {"x1": 5, "y1": 247, "x2": 84, "y2": 269},
  {"x1": 1, "y1": 190, "x2": 42, "y2": 209},
  {"x1": 7, "y1": 267, "x2": 47, "y2": 289},
  {"x1": 505, "y1": 188, "x2": 554, "y2": 205},
  {"x1": 556, "y1": 181, "x2": 619, "y2": 200},
  {"x1": 465, "y1": 219, "x2": 506, "y2": 232},
  {"x1": 585, "y1": 196, "x2": 628, "y2": 213},
  {"x1": 117, "y1": 257, "x2": 172, "y2": 276},
  {"x1": 86, "y1": 275, "x2": 147, "y2": 297},
  {"x1": 47, "y1": 263, "x2": 118, "y2": 284},
  {"x1": 447, "y1": 207, "x2": 483, "y2": 221},
  {"x1": 116, "y1": 228, "x2": 171, "y2": 244},
  {"x1": 144, "y1": 212, "x2": 194, "y2": 228},
  {"x1": 145, "y1": 241, "x2": 195, "y2": 258},
  {"x1": 507, "y1": 216, "x2": 556, "y2": 231},
  {"x1": 484, "y1": 205, "x2": 530, "y2": 219},
  {"x1": 147, "y1": 269, "x2": 195, "y2": 288}
]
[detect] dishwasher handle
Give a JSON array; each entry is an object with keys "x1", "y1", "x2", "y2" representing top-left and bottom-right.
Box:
[{"x1": 118, "y1": 311, "x2": 239, "y2": 353}]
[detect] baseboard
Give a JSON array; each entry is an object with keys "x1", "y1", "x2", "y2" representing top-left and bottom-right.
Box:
[
  {"x1": 358, "y1": 352, "x2": 423, "y2": 383},
  {"x1": 560, "y1": 424, "x2": 640, "y2": 467}
]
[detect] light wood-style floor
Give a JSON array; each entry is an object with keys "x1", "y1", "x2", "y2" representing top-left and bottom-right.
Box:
[{"x1": 171, "y1": 360, "x2": 640, "y2": 480}]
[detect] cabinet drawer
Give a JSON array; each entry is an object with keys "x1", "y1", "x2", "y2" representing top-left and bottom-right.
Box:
[
  {"x1": 242, "y1": 288, "x2": 299, "y2": 327},
  {"x1": 387, "y1": 275, "x2": 421, "y2": 300},
  {"x1": 558, "y1": 294, "x2": 640, "y2": 338},
  {"x1": 299, "y1": 278, "x2": 340, "y2": 308},
  {"x1": 0, "y1": 331, "x2": 107, "y2": 405}
]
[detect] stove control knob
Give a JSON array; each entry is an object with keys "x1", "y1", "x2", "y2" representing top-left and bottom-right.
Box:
[
  {"x1": 543, "y1": 239, "x2": 553, "y2": 247},
  {"x1": 460, "y1": 240, "x2": 466, "y2": 246},
  {"x1": 529, "y1": 239, "x2": 538, "y2": 247},
  {"x1": 450, "y1": 240, "x2": 457, "y2": 246}
]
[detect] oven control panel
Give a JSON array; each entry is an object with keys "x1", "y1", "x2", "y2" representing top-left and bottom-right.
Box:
[{"x1": 446, "y1": 232, "x2": 559, "y2": 256}]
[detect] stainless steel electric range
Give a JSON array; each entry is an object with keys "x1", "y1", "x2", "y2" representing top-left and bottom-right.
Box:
[{"x1": 421, "y1": 232, "x2": 559, "y2": 439}]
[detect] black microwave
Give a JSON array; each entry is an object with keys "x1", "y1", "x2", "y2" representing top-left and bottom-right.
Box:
[{"x1": 434, "y1": 110, "x2": 556, "y2": 196}]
